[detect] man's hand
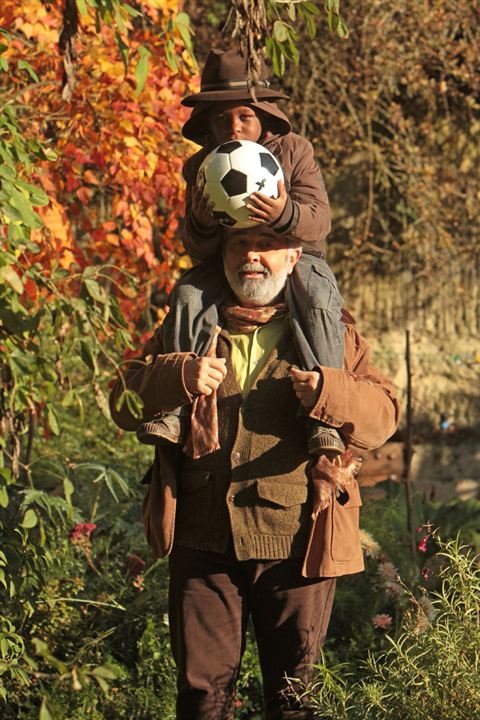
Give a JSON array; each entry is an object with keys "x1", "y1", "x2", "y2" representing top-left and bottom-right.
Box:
[
  {"x1": 246, "y1": 179, "x2": 288, "y2": 225},
  {"x1": 184, "y1": 357, "x2": 227, "y2": 397},
  {"x1": 289, "y1": 366, "x2": 323, "y2": 409},
  {"x1": 191, "y1": 186, "x2": 219, "y2": 229}
]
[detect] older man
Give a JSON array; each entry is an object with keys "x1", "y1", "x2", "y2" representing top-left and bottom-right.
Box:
[{"x1": 110, "y1": 227, "x2": 400, "y2": 720}]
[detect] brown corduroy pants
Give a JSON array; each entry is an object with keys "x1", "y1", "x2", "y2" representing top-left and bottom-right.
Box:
[{"x1": 168, "y1": 545, "x2": 336, "y2": 720}]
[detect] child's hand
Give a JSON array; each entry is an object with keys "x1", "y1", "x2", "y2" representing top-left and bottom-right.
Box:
[
  {"x1": 289, "y1": 366, "x2": 323, "y2": 409},
  {"x1": 246, "y1": 179, "x2": 288, "y2": 225},
  {"x1": 191, "y1": 185, "x2": 219, "y2": 228}
]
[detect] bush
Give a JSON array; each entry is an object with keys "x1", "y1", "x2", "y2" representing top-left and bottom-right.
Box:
[{"x1": 291, "y1": 534, "x2": 480, "y2": 720}]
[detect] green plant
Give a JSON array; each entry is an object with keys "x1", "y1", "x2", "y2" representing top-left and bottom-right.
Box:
[{"x1": 290, "y1": 534, "x2": 480, "y2": 720}]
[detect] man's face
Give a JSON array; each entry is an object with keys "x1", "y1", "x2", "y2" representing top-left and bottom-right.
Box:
[
  {"x1": 208, "y1": 102, "x2": 262, "y2": 144},
  {"x1": 223, "y1": 228, "x2": 301, "y2": 307}
]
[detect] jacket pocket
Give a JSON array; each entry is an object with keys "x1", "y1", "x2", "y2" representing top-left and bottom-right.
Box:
[
  {"x1": 177, "y1": 470, "x2": 213, "y2": 527},
  {"x1": 254, "y1": 481, "x2": 308, "y2": 535},
  {"x1": 330, "y1": 481, "x2": 363, "y2": 563}
]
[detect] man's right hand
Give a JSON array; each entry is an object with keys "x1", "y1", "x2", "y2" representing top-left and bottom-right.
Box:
[
  {"x1": 184, "y1": 357, "x2": 227, "y2": 397},
  {"x1": 191, "y1": 186, "x2": 219, "y2": 229}
]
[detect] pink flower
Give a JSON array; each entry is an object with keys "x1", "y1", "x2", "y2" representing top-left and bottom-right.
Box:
[
  {"x1": 372, "y1": 613, "x2": 392, "y2": 630},
  {"x1": 417, "y1": 536, "x2": 428, "y2": 553},
  {"x1": 70, "y1": 523, "x2": 96, "y2": 544},
  {"x1": 377, "y1": 561, "x2": 398, "y2": 581},
  {"x1": 234, "y1": 700, "x2": 243, "y2": 708},
  {"x1": 132, "y1": 574, "x2": 145, "y2": 592},
  {"x1": 384, "y1": 580, "x2": 403, "y2": 598},
  {"x1": 421, "y1": 566, "x2": 430, "y2": 581}
]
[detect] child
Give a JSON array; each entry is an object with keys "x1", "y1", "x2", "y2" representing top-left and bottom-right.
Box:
[{"x1": 137, "y1": 48, "x2": 345, "y2": 456}]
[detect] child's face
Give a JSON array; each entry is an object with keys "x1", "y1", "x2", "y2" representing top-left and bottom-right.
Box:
[{"x1": 208, "y1": 102, "x2": 262, "y2": 144}]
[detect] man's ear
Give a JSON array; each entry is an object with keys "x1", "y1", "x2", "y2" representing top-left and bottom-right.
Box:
[{"x1": 286, "y1": 247, "x2": 302, "y2": 275}]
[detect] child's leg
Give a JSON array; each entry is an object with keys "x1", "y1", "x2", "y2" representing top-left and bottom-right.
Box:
[
  {"x1": 285, "y1": 252, "x2": 344, "y2": 370},
  {"x1": 137, "y1": 258, "x2": 230, "y2": 446},
  {"x1": 285, "y1": 253, "x2": 345, "y2": 455},
  {"x1": 162, "y1": 257, "x2": 230, "y2": 356}
]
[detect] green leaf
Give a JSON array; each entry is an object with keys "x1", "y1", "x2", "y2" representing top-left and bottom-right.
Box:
[
  {"x1": 21, "y1": 508, "x2": 38, "y2": 529},
  {"x1": 115, "y1": 388, "x2": 143, "y2": 419},
  {"x1": 135, "y1": 46, "x2": 150, "y2": 96},
  {"x1": 273, "y1": 21, "x2": 288, "y2": 43},
  {"x1": 77, "y1": 0, "x2": 88, "y2": 16},
  {"x1": 165, "y1": 38, "x2": 178, "y2": 73},
  {"x1": 10, "y1": 187, "x2": 43, "y2": 228},
  {"x1": 80, "y1": 339, "x2": 98, "y2": 374},
  {"x1": 17, "y1": 60, "x2": 39, "y2": 82},
  {"x1": 0, "y1": 56, "x2": 8, "y2": 72},
  {"x1": 305, "y1": 13, "x2": 317, "y2": 39},
  {"x1": 63, "y1": 477, "x2": 74, "y2": 507},
  {"x1": 124, "y1": 4, "x2": 142, "y2": 17},
  {"x1": 1, "y1": 203, "x2": 23, "y2": 223},
  {"x1": 174, "y1": 12, "x2": 195, "y2": 60},
  {"x1": 39, "y1": 697, "x2": 53, "y2": 720},
  {"x1": 115, "y1": 32, "x2": 129, "y2": 73},
  {"x1": 0, "y1": 485, "x2": 8, "y2": 508},
  {"x1": 336, "y1": 16, "x2": 349, "y2": 38},
  {"x1": 0, "y1": 265, "x2": 23, "y2": 293},
  {"x1": 47, "y1": 405, "x2": 60, "y2": 436},
  {"x1": 93, "y1": 383, "x2": 111, "y2": 420},
  {"x1": 0, "y1": 163, "x2": 15, "y2": 180},
  {"x1": 15, "y1": 179, "x2": 49, "y2": 206},
  {"x1": 83, "y1": 277, "x2": 106, "y2": 303},
  {"x1": 114, "y1": 7, "x2": 126, "y2": 34},
  {"x1": 91, "y1": 664, "x2": 117, "y2": 680}
]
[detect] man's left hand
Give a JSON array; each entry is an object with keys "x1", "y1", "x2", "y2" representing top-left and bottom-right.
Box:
[
  {"x1": 289, "y1": 367, "x2": 323, "y2": 409},
  {"x1": 245, "y1": 179, "x2": 288, "y2": 225}
]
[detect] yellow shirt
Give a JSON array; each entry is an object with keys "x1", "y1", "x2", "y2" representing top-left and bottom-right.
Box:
[{"x1": 227, "y1": 316, "x2": 289, "y2": 398}]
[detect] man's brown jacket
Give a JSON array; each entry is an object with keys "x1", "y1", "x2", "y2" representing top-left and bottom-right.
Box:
[{"x1": 109, "y1": 317, "x2": 400, "y2": 578}]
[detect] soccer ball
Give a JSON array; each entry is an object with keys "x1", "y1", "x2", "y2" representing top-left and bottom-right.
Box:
[{"x1": 196, "y1": 140, "x2": 284, "y2": 228}]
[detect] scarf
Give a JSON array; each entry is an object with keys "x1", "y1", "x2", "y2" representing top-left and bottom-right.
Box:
[
  {"x1": 182, "y1": 301, "x2": 286, "y2": 459},
  {"x1": 221, "y1": 299, "x2": 287, "y2": 333},
  {"x1": 309, "y1": 451, "x2": 363, "y2": 517}
]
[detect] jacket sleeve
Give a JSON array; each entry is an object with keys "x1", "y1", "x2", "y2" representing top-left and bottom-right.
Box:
[
  {"x1": 271, "y1": 135, "x2": 331, "y2": 251},
  {"x1": 181, "y1": 151, "x2": 223, "y2": 261},
  {"x1": 109, "y1": 327, "x2": 196, "y2": 431},
  {"x1": 309, "y1": 325, "x2": 401, "y2": 450}
]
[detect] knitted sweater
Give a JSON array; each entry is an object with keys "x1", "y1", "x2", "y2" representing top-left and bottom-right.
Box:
[{"x1": 175, "y1": 332, "x2": 311, "y2": 560}]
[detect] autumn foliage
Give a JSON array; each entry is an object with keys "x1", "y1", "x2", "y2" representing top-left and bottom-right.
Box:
[{"x1": 1, "y1": 0, "x2": 196, "y2": 323}]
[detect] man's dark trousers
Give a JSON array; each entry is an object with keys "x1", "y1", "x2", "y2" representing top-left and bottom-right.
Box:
[{"x1": 168, "y1": 544, "x2": 336, "y2": 720}]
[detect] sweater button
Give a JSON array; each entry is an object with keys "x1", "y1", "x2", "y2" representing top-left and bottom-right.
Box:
[
  {"x1": 232, "y1": 451, "x2": 241, "y2": 462},
  {"x1": 228, "y1": 494, "x2": 235, "y2": 504}
]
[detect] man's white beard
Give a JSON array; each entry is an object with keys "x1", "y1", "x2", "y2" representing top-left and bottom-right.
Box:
[{"x1": 224, "y1": 261, "x2": 289, "y2": 307}]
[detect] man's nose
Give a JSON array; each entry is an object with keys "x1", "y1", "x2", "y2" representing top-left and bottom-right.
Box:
[{"x1": 245, "y1": 248, "x2": 261, "y2": 262}]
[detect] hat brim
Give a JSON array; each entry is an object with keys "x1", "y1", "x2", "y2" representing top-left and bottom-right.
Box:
[{"x1": 182, "y1": 87, "x2": 290, "y2": 107}]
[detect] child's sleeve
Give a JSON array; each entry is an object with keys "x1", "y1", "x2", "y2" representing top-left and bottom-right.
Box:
[
  {"x1": 272, "y1": 136, "x2": 331, "y2": 252},
  {"x1": 181, "y1": 152, "x2": 223, "y2": 261}
]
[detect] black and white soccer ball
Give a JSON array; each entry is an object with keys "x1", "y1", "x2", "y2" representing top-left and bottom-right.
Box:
[{"x1": 196, "y1": 140, "x2": 284, "y2": 228}]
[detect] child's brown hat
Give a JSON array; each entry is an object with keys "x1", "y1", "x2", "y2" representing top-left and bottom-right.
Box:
[
  {"x1": 182, "y1": 49, "x2": 289, "y2": 106},
  {"x1": 182, "y1": 49, "x2": 291, "y2": 144}
]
